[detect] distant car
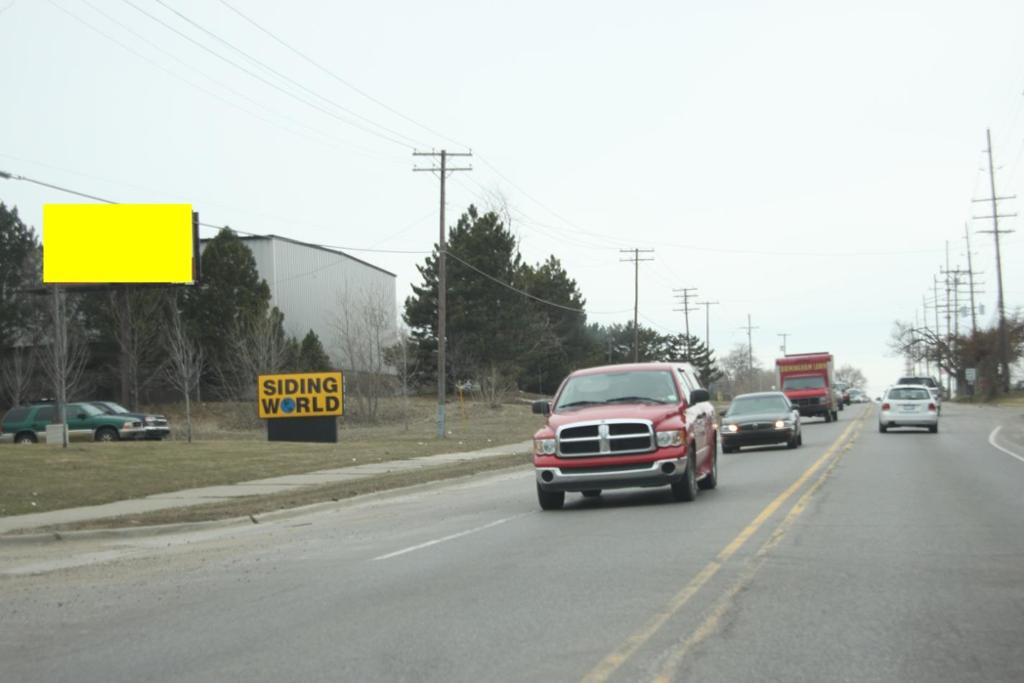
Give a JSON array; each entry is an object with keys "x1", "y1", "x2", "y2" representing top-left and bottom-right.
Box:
[
  {"x1": 833, "y1": 387, "x2": 845, "y2": 411},
  {"x1": 720, "y1": 391, "x2": 801, "y2": 453},
  {"x1": 89, "y1": 401, "x2": 170, "y2": 440},
  {"x1": 878, "y1": 385, "x2": 938, "y2": 433},
  {"x1": 834, "y1": 381, "x2": 852, "y2": 406},
  {"x1": 0, "y1": 402, "x2": 145, "y2": 443}
]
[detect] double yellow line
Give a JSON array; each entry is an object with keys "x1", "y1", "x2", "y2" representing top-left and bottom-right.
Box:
[{"x1": 582, "y1": 408, "x2": 868, "y2": 683}]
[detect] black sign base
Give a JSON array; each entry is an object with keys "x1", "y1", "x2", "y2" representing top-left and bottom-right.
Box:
[{"x1": 267, "y1": 416, "x2": 338, "y2": 443}]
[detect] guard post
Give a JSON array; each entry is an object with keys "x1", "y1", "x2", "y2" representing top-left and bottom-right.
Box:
[{"x1": 258, "y1": 371, "x2": 343, "y2": 443}]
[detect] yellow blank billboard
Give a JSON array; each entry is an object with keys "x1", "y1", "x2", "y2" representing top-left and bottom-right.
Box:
[{"x1": 43, "y1": 204, "x2": 197, "y2": 284}]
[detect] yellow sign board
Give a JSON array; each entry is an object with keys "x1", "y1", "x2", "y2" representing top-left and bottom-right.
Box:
[
  {"x1": 258, "y1": 371, "x2": 344, "y2": 419},
  {"x1": 43, "y1": 204, "x2": 196, "y2": 284}
]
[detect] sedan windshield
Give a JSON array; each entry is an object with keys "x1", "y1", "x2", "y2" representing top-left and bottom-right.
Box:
[
  {"x1": 782, "y1": 376, "x2": 825, "y2": 390},
  {"x1": 555, "y1": 370, "x2": 678, "y2": 410},
  {"x1": 728, "y1": 396, "x2": 790, "y2": 416}
]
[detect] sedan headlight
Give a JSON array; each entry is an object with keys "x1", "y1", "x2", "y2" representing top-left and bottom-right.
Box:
[
  {"x1": 725, "y1": 424, "x2": 739, "y2": 433},
  {"x1": 534, "y1": 438, "x2": 556, "y2": 455},
  {"x1": 656, "y1": 430, "x2": 683, "y2": 448},
  {"x1": 774, "y1": 420, "x2": 787, "y2": 430}
]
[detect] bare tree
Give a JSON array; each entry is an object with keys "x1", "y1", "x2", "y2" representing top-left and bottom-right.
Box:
[
  {"x1": 384, "y1": 326, "x2": 420, "y2": 431},
  {"x1": 333, "y1": 286, "x2": 397, "y2": 422},
  {"x1": 218, "y1": 307, "x2": 293, "y2": 402},
  {"x1": 164, "y1": 298, "x2": 204, "y2": 443},
  {"x1": 37, "y1": 286, "x2": 89, "y2": 447},
  {"x1": 0, "y1": 346, "x2": 36, "y2": 408},
  {"x1": 107, "y1": 287, "x2": 168, "y2": 409}
]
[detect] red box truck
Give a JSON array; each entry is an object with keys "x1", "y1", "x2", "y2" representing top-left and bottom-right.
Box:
[{"x1": 775, "y1": 352, "x2": 839, "y2": 423}]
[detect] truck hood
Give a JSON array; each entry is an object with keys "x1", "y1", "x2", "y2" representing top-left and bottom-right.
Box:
[{"x1": 546, "y1": 403, "x2": 681, "y2": 429}]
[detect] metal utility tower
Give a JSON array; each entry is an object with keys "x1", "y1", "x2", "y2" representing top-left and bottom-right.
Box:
[{"x1": 413, "y1": 149, "x2": 472, "y2": 438}]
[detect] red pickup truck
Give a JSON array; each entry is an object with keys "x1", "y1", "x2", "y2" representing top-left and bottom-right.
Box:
[{"x1": 531, "y1": 362, "x2": 718, "y2": 510}]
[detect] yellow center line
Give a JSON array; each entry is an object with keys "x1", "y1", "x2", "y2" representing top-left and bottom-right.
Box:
[
  {"x1": 581, "y1": 408, "x2": 868, "y2": 683},
  {"x1": 651, "y1": 418, "x2": 866, "y2": 682}
]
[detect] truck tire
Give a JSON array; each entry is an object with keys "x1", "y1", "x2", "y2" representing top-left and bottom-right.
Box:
[
  {"x1": 824, "y1": 411, "x2": 833, "y2": 423},
  {"x1": 581, "y1": 490, "x2": 602, "y2": 498},
  {"x1": 831, "y1": 410, "x2": 839, "y2": 422},
  {"x1": 15, "y1": 431, "x2": 37, "y2": 444},
  {"x1": 537, "y1": 484, "x2": 564, "y2": 510},
  {"x1": 670, "y1": 449, "x2": 698, "y2": 502},
  {"x1": 698, "y1": 444, "x2": 718, "y2": 490},
  {"x1": 95, "y1": 427, "x2": 119, "y2": 442}
]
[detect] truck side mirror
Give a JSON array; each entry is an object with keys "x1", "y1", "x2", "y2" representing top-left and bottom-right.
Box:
[
  {"x1": 531, "y1": 400, "x2": 551, "y2": 416},
  {"x1": 689, "y1": 389, "x2": 710, "y2": 405}
]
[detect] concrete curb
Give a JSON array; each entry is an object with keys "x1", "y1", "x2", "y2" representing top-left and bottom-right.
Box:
[{"x1": 1, "y1": 453, "x2": 533, "y2": 545}]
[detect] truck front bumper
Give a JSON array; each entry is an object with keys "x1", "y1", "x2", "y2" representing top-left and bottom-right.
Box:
[{"x1": 536, "y1": 456, "x2": 689, "y2": 493}]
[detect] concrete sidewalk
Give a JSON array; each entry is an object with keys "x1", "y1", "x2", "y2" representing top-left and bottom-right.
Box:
[{"x1": 0, "y1": 440, "x2": 532, "y2": 535}]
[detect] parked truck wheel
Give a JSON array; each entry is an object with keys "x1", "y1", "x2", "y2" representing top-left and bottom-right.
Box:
[
  {"x1": 537, "y1": 484, "x2": 564, "y2": 511},
  {"x1": 95, "y1": 427, "x2": 119, "y2": 442},
  {"x1": 15, "y1": 432, "x2": 37, "y2": 444}
]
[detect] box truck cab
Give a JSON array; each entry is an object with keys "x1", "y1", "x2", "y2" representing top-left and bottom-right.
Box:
[{"x1": 775, "y1": 352, "x2": 839, "y2": 423}]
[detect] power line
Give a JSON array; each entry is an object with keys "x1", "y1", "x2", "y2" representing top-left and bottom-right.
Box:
[
  {"x1": 214, "y1": 0, "x2": 465, "y2": 150},
  {"x1": 119, "y1": 0, "x2": 415, "y2": 149},
  {"x1": 150, "y1": 0, "x2": 425, "y2": 148}
]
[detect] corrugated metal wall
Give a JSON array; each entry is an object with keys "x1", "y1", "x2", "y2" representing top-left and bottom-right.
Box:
[{"x1": 200, "y1": 236, "x2": 397, "y2": 372}]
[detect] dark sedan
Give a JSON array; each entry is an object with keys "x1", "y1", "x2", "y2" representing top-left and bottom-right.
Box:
[
  {"x1": 90, "y1": 401, "x2": 171, "y2": 440},
  {"x1": 720, "y1": 391, "x2": 802, "y2": 453}
]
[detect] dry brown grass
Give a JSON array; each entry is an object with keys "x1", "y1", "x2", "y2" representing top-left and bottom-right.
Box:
[{"x1": 0, "y1": 396, "x2": 544, "y2": 517}]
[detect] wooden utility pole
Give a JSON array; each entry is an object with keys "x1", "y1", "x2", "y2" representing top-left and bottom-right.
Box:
[
  {"x1": 973, "y1": 128, "x2": 1016, "y2": 393},
  {"x1": 672, "y1": 287, "x2": 698, "y2": 359},
  {"x1": 740, "y1": 314, "x2": 759, "y2": 385},
  {"x1": 698, "y1": 300, "x2": 719, "y2": 351},
  {"x1": 777, "y1": 332, "x2": 790, "y2": 355},
  {"x1": 620, "y1": 248, "x2": 654, "y2": 361},
  {"x1": 413, "y1": 149, "x2": 472, "y2": 438},
  {"x1": 963, "y1": 223, "x2": 980, "y2": 336}
]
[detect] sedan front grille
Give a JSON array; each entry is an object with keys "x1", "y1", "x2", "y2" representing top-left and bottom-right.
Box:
[
  {"x1": 557, "y1": 420, "x2": 654, "y2": 457},
  {"x1": 738, "y1": 422, "x2": 774, "y2": 432}
]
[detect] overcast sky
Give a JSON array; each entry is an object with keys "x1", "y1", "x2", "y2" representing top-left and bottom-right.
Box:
[{"x1": 3, "y1": 0, "x2": 1023, "y2": 396}]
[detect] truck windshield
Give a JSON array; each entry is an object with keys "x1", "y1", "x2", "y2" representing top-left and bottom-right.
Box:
[
  {"x1": 555, "y1": 370, "x2": 678, "y2": 410},
  {"x1": 782, "y1": 376, "x2": 825, "y2": 390}
]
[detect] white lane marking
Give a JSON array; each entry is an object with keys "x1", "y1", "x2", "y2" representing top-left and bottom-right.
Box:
[
  {"x1": 372, "y1": 514, "x2": 523, "y2": 561},
  {"x1": 988, "y1": 426, "x2": 1024, "y2": 464}
]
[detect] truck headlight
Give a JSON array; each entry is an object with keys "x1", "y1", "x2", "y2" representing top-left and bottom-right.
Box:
[
  {"x1": 534, "y1": 438, "x2": 556, "y2": 455},
  {"x1": 656, "y1": 430, "x2": 683, "y2": 448}
]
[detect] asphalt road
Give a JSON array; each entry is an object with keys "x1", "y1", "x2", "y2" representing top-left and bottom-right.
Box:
[{"x1": 2, "y1": 402, "x2": 1023, "y2": 682}]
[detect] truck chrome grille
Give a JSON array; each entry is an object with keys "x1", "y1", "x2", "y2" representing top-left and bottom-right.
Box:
[{"x1": 557, "y1": 420, "x2": 654, "y2": 457}]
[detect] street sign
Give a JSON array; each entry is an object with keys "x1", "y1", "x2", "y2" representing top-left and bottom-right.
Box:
[{"x1": 965, "y1": 368, "x2": 977, "y2": 383}]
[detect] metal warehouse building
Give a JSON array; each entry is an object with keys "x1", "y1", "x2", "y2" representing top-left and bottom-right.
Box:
[{"x1": 201, "y1": 234, "x2": 397, "y2": 371}]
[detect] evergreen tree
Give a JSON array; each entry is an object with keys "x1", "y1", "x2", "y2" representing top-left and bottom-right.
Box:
[
  {"x1": 298, "y1": 329, "x2": 332, "y2": 371},
  {"x1": 182, "y1": 228, "x2": 270, "y2": 372},
  {"x1": 0, "y1": 203, "x2": 41, "y2": 351},
  {"x1": 404, "y1": 205, "x2": 533, "y2": 386}
]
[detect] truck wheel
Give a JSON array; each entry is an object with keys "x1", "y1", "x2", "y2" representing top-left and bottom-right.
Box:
[
  {"x1": 824, "y1": 411, "x2": 833, "y2": 423},
  {"x1": 670, "y1": 450, "x2": 698, "y2": 502},
  {"x1": 698, "y1": 444, "x2": 718, "y2": 490},
  {"x1": 95, "y1": 427, "x2": 119, "y2": 442},
  {"x1": 15, "y1": 432, "x2": 37, "y2": 444},
  {"x1": 581, "y1": 490, "x2": 602, "y2": 498},
  {"x1": 831, "y1": 410, "x2": 839, "y2": 421},
  {"x1": 537, "y1": 484, "x2": 564, "y2": 511}
]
